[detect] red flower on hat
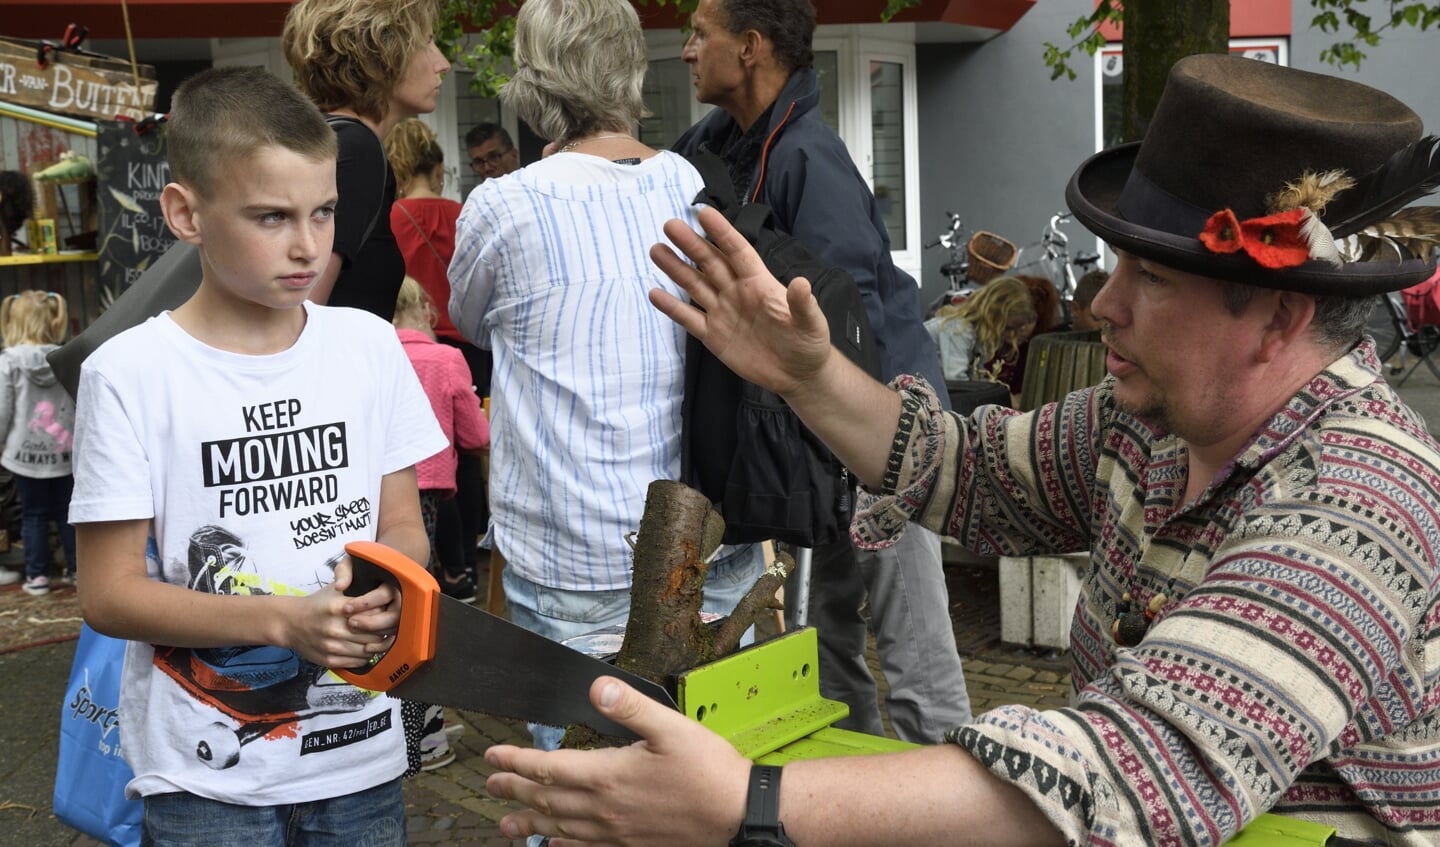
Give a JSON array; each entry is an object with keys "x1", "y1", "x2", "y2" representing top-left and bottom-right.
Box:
[
  {"x1": 1199, "y1": 208, "x2": 1311, "y2": 270},
  {"x1": 1239, "y1": 208, "x2": 1309, "y2": 269},
  {"x1": 1200, "y1": 209, "x2": 1244, "y2": 254}
]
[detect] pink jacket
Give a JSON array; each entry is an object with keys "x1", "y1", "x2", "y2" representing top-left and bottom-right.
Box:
[{"x1": 397, "y1": 329, "x2": 489, "y2": 494}]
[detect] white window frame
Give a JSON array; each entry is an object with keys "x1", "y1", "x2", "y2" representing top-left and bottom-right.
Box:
[
  {"x1": 813, "y1": 30, "x2": 921, "y2": 278},
  {"x1": 860, "y1": 43, "x2": 921, "y2": 276}
]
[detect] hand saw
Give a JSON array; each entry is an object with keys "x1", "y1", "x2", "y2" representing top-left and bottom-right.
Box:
[{"x1": 334, "y1": 541, "x2": 676, "y2": 739}]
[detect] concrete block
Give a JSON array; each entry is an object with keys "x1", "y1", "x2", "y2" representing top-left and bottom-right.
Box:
[
  {"x1": 998, "y1": 556, "x2": 1033, "y2": 645},
  {"x1": 999, "y1": 553, "x2": 1087, "y2": 649},
  {"x1": 1031, "y1": 553, "x2": 1086, "y2": 649}
]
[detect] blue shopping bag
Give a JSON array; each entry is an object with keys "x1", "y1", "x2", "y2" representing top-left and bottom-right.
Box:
[{"x1": 54, "y1": 624, "x2": 142, "y2": 847}]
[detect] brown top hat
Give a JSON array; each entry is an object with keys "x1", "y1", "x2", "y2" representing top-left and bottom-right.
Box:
[{"x1": 1066, "y1": 53, "x2": 1440, "y2": 295}]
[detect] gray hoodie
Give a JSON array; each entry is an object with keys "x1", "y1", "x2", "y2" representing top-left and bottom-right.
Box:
[{"x1": 0, "y1": 343, "x2": 74, "y2": 478}]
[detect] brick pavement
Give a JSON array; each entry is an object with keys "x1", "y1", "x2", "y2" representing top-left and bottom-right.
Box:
[{"x1": 403, "y1": 709, "x2": 530, "y2": 846}]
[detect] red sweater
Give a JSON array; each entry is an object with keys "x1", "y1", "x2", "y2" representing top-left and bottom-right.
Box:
[{"x1": 391, "y1": 197, "x2": 464, "y2": 342}]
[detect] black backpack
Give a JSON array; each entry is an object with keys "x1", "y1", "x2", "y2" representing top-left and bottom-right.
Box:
[{"x1": 680, "y1": 150, "x2": 882, "y2": 547}]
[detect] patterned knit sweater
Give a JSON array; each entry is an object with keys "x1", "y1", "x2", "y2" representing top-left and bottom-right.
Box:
[{"x1": 855, "y1": 341, "x2": 1440, "y2": 845}]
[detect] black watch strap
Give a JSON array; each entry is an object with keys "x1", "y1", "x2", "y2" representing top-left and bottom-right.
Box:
[{"x1": 730, "y1": 764, "x2": 795, "y2": 846}]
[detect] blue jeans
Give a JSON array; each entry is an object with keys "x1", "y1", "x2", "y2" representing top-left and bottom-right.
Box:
[
  {"x1": 141, "y1": 778, "x2": 405, "y2": 846},
  {"x1": 15, "y1": 473, "x2": 76, "y2": 580}
]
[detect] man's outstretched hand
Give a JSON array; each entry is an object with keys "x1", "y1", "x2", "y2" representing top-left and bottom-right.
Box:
[
  {"x1": 485, "y1": 675, "x2": 751, "y2": 846},
  {"x1": 649, "y1": 206, "x2": 834, "y2": 399}
]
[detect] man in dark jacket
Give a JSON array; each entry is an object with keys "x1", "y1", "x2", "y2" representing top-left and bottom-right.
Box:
[{"x1": 672, "y1": 0, "x2": 971, "y2": 742}]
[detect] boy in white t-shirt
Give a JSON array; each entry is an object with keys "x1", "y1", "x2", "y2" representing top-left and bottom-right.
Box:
[{"x1": 69, "y1": 66, "x2": 446, "y2": 844}]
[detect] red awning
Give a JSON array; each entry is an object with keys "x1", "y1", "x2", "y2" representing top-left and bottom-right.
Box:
[
  {"x1": 7, "y1": 0, "x2": 295, "y2": 40},
  {"x1": 5, "y1": 0, "x2": 1036, "y2": 41},
  {"x1": 1097, "y1": 0, "x2": 1292, "y2": 41}
]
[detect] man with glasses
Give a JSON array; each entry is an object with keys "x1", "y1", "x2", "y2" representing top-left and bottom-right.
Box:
[{"x1": 465, "y1": 122, "x2": 519, "y2": 181}]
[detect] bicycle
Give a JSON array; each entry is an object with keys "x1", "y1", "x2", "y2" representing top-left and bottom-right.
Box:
[
  {"x1": 922, "y1": 211, "x2": 973, "y2": 317},
  {"x1": 924, "y1": 210, "x2": 970, "y2": 292},
  {"x1": 1367, "y1": 291, "x2": 1440, "y2": 384},
  {"x1": 1012, "y1": 212, "x2": 1102, "y2": 325}
]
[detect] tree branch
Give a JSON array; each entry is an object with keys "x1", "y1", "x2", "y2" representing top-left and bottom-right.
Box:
[{"x1": 713, "y1": 550, "x2": 794, "y2": 655}]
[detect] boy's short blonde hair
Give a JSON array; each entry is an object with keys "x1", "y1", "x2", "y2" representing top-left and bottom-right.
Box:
[
  {"x1": 283, "y1": 0, "x2": 441, "y2": 124},
  {"x1": 167, "y1": 66, "x2": 337, "y2": 200}
]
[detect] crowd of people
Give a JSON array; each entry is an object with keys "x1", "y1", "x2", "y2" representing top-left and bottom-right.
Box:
[{"x1": 22, "y1": 0, "x2": 1436, "y2": 845}]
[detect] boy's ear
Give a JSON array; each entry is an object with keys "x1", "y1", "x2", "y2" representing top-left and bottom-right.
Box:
[{"x1": 160, "y1": 182, "x2": 204, "y2": 246}]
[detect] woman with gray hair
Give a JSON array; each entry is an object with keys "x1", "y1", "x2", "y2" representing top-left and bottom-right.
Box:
[{"x1": 448, "y1": 0, "x2": 763, "y2": 782}]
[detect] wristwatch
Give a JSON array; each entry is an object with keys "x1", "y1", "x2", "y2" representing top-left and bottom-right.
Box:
[{"x1": 730, "y1": 764, "x2": 796, "y2": 847}]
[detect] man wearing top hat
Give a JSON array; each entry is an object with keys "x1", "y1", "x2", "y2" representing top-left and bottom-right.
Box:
[{"x1": 482, "y1": 54, "x2": 1440, "y2": 847}]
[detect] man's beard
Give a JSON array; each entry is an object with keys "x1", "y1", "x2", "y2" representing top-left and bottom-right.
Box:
[
  {"x1": 1114, "y1": 392, "x2": 1175, "y2": 435},
  {"x1": 1102, "y1": 330, "x2": 1176, "y2": 434}
]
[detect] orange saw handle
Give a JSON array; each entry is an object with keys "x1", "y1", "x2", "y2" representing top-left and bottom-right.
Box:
[{"x1": 333, "y1": 540, "x2": 440, "y2": 691}]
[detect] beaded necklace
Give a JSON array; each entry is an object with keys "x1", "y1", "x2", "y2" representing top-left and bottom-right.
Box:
[{"x1": 557, "y1": 133, "x2": 632, "y2": 154}]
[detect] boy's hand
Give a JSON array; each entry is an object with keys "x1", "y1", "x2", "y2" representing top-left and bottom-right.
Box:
[
  {"x1": 288, "y1": 557, "x2": 401, "y2": 668},
  {"x1": 335, "y1": 556, "x2": 403, "y2": 636}
]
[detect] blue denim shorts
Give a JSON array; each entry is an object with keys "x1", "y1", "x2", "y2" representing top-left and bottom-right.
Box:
[
  {"x1": 502, "y1": 542, "x2": 764, "y2": 639},
  {"x1": 140, "y1": 777, "x2": 404, "y2": 846}
]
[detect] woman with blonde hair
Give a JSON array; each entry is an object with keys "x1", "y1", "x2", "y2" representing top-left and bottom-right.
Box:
[
  {"x1": 925, "y1": 275, "x2": 1037, "y2": 391},
  {"x1": 282, "y1": 0, "x2": 450, "y2": 320},
  {"x1": 448, "y1": 0, "x2": 764, "y2": 781},
  {"x1": 385, "y1": 119, "x2": 468, "y2": 358}
]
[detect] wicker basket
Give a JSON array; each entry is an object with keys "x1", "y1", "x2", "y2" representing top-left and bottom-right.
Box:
[{"x1": 967, "y1": 231, "x2": 1018, "y2": 283}]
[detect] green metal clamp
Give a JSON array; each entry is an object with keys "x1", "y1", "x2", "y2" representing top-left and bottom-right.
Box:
[{"x1": 676, "y1": 627, "x2": 912, "y2": 763}]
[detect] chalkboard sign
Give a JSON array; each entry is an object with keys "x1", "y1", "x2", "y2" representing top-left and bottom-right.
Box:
[{"x1": 94, "y1": 119, "x2": 174, "y2": 298}]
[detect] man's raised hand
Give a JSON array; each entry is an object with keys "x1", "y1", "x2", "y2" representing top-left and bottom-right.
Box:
[{"x1": 648, "y1": 206, "x2": 833, "y2": 397}]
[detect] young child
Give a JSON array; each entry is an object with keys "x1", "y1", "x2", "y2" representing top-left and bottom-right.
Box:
[
  {"x1": 0, "y1": 290, "x2": 76, "y2": 594},
  {"x1": 68, "y1": 66, "x2": 446, "y2": 844},
  {"x1": 392, "y1": 276, "x2": 489, "y2": 773},
  {"x1": 393, "y1": 277, "x2": 489, "y2": 598}
]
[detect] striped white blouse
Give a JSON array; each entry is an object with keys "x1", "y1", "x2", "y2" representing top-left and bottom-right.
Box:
[{"x1": 449, "y1": 150, "x2": 705, "y2": 591}]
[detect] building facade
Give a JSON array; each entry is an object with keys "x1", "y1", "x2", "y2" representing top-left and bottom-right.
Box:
[{"x1": 6, "y1": 0, "x2": 1438, "y2": 311}]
